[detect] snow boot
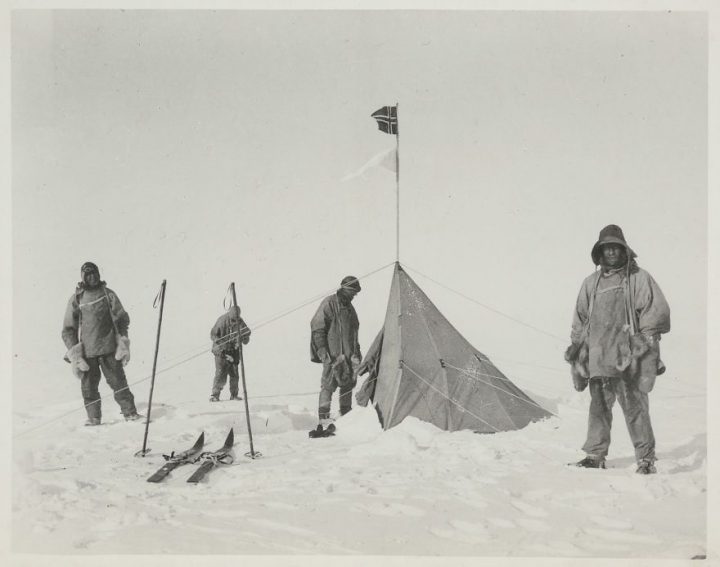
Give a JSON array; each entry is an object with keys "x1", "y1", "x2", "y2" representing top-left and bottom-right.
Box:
[
  {"x1": 209, "y1": 395, "x2": 220, "y2": 402},
  {"x1": 308, "y1": 423, "x2": 336, "y2": 438},
  {"x1": 124, "y1": 413, "x2": 142, "y2": 422},
  {"x1": 229, "y1": 394, "x2": 243, "y2": 401},
  {"x1": 636, "y1": 460, "x2": 657, "y2": 475},
  {"x1": 308, "y1": 424, "x2": 324, "y2": 438},
  {"x1": 574, "y1": 456, "x2": 606, "y2": 469},
  {"x1": 84, "y1": 417, "x2": 101, "y2": 426}
]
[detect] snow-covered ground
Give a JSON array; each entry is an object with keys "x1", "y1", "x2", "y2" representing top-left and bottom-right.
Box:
[{"x1": 11, "y1": 358, "x2": 706, "y2": 559}]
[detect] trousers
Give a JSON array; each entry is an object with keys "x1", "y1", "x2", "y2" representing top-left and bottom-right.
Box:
[
  {"x1": 582, "y1": 376, "x2": 656, "y2": 462},
  {"x1": 212, "y1": 354, "x2": 239, "y2": 397},
  {"x1": 318, "y1": 359, "x2": 354, "y2": 420},
  {"x1": 81, "y1": 354, "x2": 137, "y2": 419}
]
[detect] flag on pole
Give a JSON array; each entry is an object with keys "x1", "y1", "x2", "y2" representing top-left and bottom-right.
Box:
[
  {"x1": 371, "y1": 106, "x2": 398, "y2": 134},
  {"x1": 341, "y1": 147, "x2": 397, "y2": 182}
]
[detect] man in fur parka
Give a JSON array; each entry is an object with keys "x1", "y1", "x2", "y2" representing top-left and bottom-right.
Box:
[
  {"x1": 209, "y1": 306, "x2": 251, "y2": 402},
  {"x1": 310, "y1": 275, "x2": 362, "y2": 431},
  {"x1": 565, "y1": 225, "x2": 670, "y2": 474},
  {"x1": 61, "y1": 262, "x2": 140, "y2": 426}
]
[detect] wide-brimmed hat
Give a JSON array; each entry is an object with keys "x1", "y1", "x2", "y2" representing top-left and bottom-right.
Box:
[
  {"x1": 340, "y1": 275, "x2": 361, "y2": 293},
  {"x1": 590, "y1": 224, "x2": 636, "y2": 265}
]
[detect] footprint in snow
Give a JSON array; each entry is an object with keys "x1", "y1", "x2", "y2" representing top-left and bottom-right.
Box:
[{"x1": 73, "y1": 536, "x2": 96, "y2": 550}]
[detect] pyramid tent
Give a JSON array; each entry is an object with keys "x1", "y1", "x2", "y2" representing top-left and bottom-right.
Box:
[{"x1": 356, "y1": 264, "x2": 552, "y2": 433}]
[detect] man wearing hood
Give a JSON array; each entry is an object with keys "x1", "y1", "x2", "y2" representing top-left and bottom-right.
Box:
[
  {"x1": 209, "y1": 305, "x2": 251, "y2": 402},
  {"x1": 61, "y1": 262, "x2": 140, "y2": 425},
  {"x1": 310, "y1": 276, "x2": 362, "y2": 432},
  {"x1": 565, "y1": 225, "x2": 670, "y2": 474}
]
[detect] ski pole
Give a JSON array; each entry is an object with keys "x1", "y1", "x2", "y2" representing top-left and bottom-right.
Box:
[
  {"x1": 230, "y1": 282, "x2": 260, "y2": 459},
  {"x1": 136, "y1": 279, "x2": 167, "y2": 457}
]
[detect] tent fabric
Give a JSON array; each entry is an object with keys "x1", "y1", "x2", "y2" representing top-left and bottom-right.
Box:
[{"x1": 359, "y1": 263, "x2": 552, "y2": 433}]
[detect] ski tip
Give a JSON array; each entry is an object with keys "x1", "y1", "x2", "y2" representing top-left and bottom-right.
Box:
[
  {"x1": 225, "y1": 428, "x2": 234, "y2": 446},
  {"x1": 190, "y1": 431, "x2": 205, "y2": 451}
]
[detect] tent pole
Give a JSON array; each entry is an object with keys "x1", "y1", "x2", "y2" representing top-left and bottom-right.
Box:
[
  {"x1": 395, "y1": 102, "x2": 400, "y2": 263},
  {"x1": 135, "y1": 279, "x2": 166, "y2": 457},
  {"x1": 230, "y1": 282, "x2": 259, "y2": 459}
]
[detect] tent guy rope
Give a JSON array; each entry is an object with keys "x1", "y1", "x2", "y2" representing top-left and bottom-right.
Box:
[
  {"x1": 17, "y1": 261, "x2": 587, "y2": 438},
  {"x1": 14, "y1": 263, "x2": 396, "y2": 438},
  {"x1": 402, "y1": 263, "x2": 568, "y2": 343}
]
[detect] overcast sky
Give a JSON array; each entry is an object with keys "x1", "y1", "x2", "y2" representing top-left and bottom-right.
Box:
[{"x1": 11, "y1": 9, "x2": 708, "y2": 403}]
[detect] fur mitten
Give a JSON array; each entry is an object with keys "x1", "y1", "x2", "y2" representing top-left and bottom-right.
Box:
[
  {"x1": 565, "y1": 342, "x2": 589, "y2": 392},
  {"x1": 332, "y1": 355, "x2": 355, "y2": 388},
  {"x1": 571, "y1": 343, "x2": 589, "y2": 392},
  {"x1": 115, "y1": 335, "x2": 131, "y2": 367},
  {"x1": 617, "y1": 333, "x2": 663, "y2": 393},
  {"x1": 635, "y1": 334, "x2": 662, "y2": 393},
  {"x1": 65, "y1": 342, "x2": 89, "y2": 379}
]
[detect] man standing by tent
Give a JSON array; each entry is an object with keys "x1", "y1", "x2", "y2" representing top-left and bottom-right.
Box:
[
  {"x1": 61, "y1": 262, "x2": 140, "y2": 425},
  {"x1": 310, "y1": 276, "x2": 362, "y2": 434},
  {"x1": 565, "y1": 225, "x2": 670, "y2": 474},
  {"x1": 209, "y1": 306, "x2": 251, "y2": 402}
]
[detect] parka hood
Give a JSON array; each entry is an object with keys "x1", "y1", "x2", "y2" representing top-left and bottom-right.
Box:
[{"x1": 591, "y1": 224, "x2": 637, "y2": 266}]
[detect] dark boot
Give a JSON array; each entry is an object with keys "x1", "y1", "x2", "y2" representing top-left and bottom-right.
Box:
[
  {"x1": 636, "y1": 459, "x2": 657, "y2": 474},
  {"x1": 575, "y1": 456, "x2": 606, "y2": 469}
]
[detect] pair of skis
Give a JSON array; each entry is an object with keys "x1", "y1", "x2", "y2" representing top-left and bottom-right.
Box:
[{"x1": 147, "y1": 429, "x2": 234, "y2": 484}]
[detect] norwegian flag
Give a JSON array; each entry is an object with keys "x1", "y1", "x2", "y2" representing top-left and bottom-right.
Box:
[{"x1": 371, "y1": 106, "x2": 398, "y2": 135}]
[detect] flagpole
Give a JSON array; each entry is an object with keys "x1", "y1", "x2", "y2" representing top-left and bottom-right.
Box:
[{"x1": 395, "y1": 102, "x2": 400, "y2": 263}]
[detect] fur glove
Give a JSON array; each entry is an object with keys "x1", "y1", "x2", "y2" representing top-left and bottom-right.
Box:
[
  {"x1": 65, "y1": 342, "x2": 89, "y2": 379},
  {"x1": 332, "y1": 355, "x2": 356, "y2": 388},
  {"x1": 565, "y1": 342, "x2": 589, "y2": 392},
  {"x1": 616, "y1": 333, "x2": 662, "y2": 393},
  {"x1": 115, "y1": 335, "x2": 131, "y2": 367}
]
